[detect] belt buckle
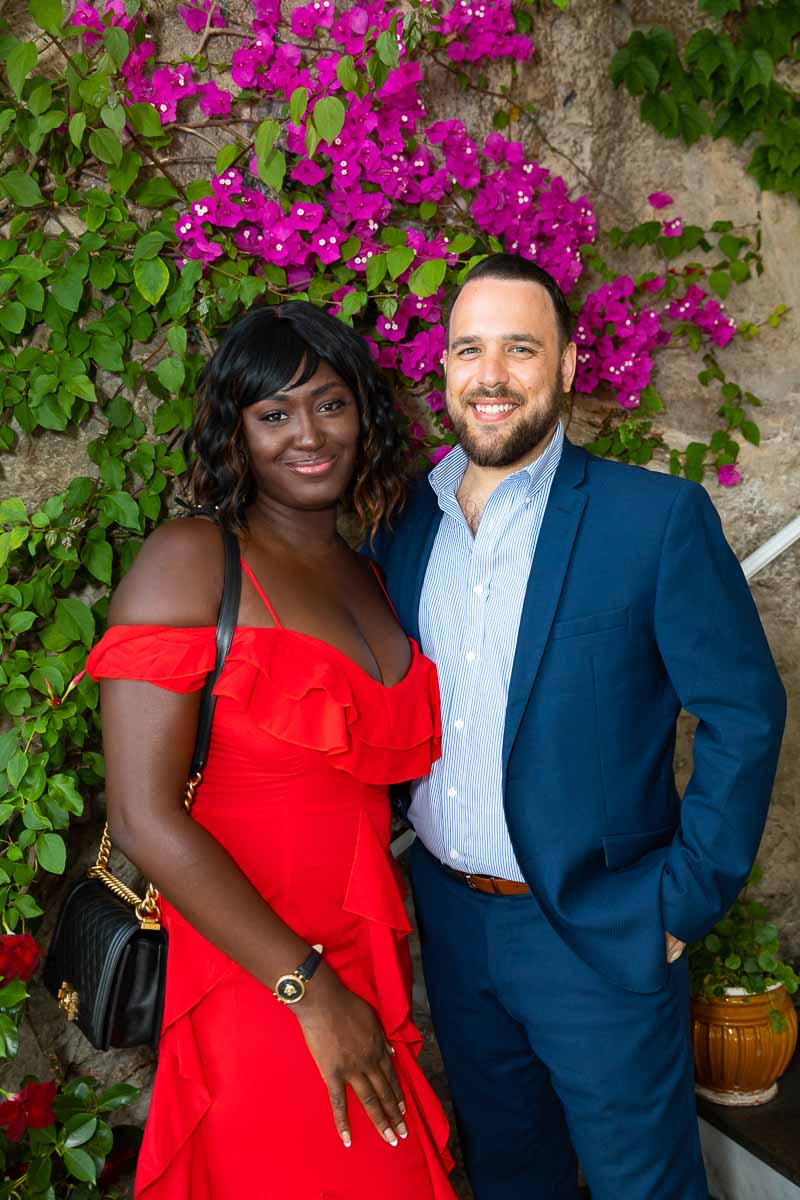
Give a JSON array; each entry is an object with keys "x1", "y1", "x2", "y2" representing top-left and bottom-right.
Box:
[{"x1": 463, "y1": 873, "x2": 479, "y2": 891}]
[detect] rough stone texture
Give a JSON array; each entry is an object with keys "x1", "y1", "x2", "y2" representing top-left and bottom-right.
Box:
[{"x1": 2, "y1": 0, "x2": 798, "y2": 1181}]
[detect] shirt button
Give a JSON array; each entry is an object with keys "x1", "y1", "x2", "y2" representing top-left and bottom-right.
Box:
[
  {"x1": 449, "y1": 849, "x2": 460, "y2": 861},
  {"x1": 473, "y1": 584, "x2": 484, "y2": 596},
  {"x1": 465, "y1": 650, "x2": 476, "y2": 662},
  {"x1": 454, "y1": 719, "x2": 464, "y2": 730},
  {"x1": 447, "y1": 787, "x2": 457, "y2": 798}
]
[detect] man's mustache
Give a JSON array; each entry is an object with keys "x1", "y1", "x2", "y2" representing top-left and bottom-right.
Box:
[{"x1": 462, "y1": 385, "x2": 525, "y2": 406}]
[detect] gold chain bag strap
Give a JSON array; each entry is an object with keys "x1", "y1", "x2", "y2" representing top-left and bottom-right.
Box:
[{"x1": 43, "y1": 522, "x2": 241, "y2": 1049}]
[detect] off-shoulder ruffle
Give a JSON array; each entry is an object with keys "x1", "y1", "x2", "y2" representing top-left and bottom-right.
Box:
[{"x1": 86, "y1": 624, "x2": 441, "y2": 786}]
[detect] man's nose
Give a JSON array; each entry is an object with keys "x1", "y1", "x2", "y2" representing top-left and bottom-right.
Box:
[{"x1": 477, "y1": 347, "x2": 508, "y2": 388}]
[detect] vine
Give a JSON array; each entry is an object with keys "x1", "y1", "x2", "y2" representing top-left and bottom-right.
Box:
[
  {"x1": 0, "y1": 0, "x2": 790, "y2": 1189},
  {"x1": 611, "y1": 0, "x2": 800, "y2": 203}
]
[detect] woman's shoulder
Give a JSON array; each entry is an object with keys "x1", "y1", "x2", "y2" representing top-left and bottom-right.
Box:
[{"x1": 109, "y1": 516, "x2": 229, "y2": 628}]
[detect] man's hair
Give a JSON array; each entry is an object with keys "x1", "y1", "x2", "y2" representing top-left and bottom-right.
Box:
[{"x1": 443, "y1": 253, "x2": 573, "y2": 348}]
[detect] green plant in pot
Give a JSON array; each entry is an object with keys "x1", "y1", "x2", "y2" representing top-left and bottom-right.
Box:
[{"x1": 689, "y1": 865, "x2": 799, "y2": 1105}]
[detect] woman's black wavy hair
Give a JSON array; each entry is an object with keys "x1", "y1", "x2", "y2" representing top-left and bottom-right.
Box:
[{"x1": 182, "y1": 301, "x2": 409, "y2": 538}]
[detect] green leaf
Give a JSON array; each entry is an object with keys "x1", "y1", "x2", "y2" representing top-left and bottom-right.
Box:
[
  {"x1": 7, "y1": 749, "x2": 27, "y2": 790},
  {"x1": 0, "y1": 979, "x2": 28, "y2": 1007},
  {"x1": 63, "y1": 1147, "x2": 97, "y2": 1183},
  {"x1": 708, "y1": 270, "x2": 730, "y2": 299},
  {"x1": 215, "y1": 144, "x2": 240, "y2": 175},
  {"x1": 258, "y1": 148, "x2": 285, "y2": 191},
  {"x1": 28, "y1": 0, "x2": 63, "y2": 36},
  {"x1": 156, "y1": 356, "x2": 185, "y2": 393},
  {"x1": 97, "y1": 1082, "x2": 140, "y2": 1111},
  {"x1": 312, "y1": 96, "x2": 345, "y2": 145},
  {"x1": 0, "y1": 735, "x2": 19, "y2": 776},
  {"x1": 704, "y1": 933, "x2": 722, "y2": 953},
  {"x1": 167, "y1": 325, "x2": 187, "y2": 356},
  {"x1": 69, "y1": 111, "x2": 86, "y2": 148},
  {"x1": 58, "y1": 596, "x2": 95, "y2": 646},
  {"x1": 0, "y1": 496, "x2": 29, "y2": 523},
  {"x1": 408, "y1": 258, "x2": 447, "y2": 298},
  {"x1": 126, "y1": 101, "x2": 163, "y2": 138},
  {"x1": 134, "y1": 256, "x2": 169, "y2": 304},
  {"x1": 131, "y1": 177, "x2": 181, "y2": 207},
  {"x1": 724, "y1": 954, "x2": 742, "y2": 970},
  {"x1": 376, "y1": 28, "x2": 400, "y2": 68},
  {"x1": 15, "y1": 893, "x2": 43, "y2": 918},
  {"x1": 741, "y1": 420, "x2": 760, "y2": 446},
  {"x1": 107, "y1": 149, "x2": 141, "y2": 195},
  {"x1": 5, "y1": 41, "x2": 38, "y2": 100},
  {"x1": 387, "y1": 246, "x2": 415, "y2": 280},
  {"x1": 36, "y1": 831, "x2": 66, "y2": 874},
  {"x1": 365, "y1": 252, "x2": 387, "y2": 291},
  {"x1": 64, "y1": 1114, "x2": 98, "y2": 1148},
  {"x1": 48, "y1": 774, "x2": 83, "y2": 815},
  {"x1": 133, "y1": 231, "x2": 168, "y2": 262},
  {"x1": 100, "y1": 489, "x2": 141, "y2": 530},
  {"x1": 103, "y1": 25, "x2": 129, "y2": 68},
  {"x1": 336, "y1": 54, "x2": 359, "y2": 92},
  {"x1": 0, "y1": 170, "x2": 44, "y2": 208},
  {"x1": 80, "y1": 534, "x2": 112, "y2": 583},
  {"x1": 254, "y1": 118, "x2": 279, "y2": 164},
  {"x1": 289, "y1": 85, "x2": 309, "y2": 126},
  {"x1": 0, "y1": 301, "x2": 26, "y2": 333}
]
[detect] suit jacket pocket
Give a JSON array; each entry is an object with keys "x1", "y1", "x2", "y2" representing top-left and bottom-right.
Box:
[
  {"x1": 602, "y1": 825, "x2": 675, "y2": 871},
  {"x1": 551, "y1": 605, "x2": 628, "y2": 640}
]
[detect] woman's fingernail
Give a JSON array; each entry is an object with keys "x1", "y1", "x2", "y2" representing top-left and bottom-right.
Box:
[
  {"x1": 399, "y1": 1101, "x2": 406, "y2": 1115},
  {"x1": 341, "y1": 1132, "x2": 351, "y2": 1148},
  {"x1": 384, "y1": 1128, "x2": 398, "y2": 1146},
  {"x1": 397, "y1": 1122, "x2": 408, "y2": 1139}
]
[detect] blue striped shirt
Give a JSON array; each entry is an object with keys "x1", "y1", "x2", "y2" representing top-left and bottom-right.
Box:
[{"x1": 409, "y1": 421, "x2": 564, "y2": 879}]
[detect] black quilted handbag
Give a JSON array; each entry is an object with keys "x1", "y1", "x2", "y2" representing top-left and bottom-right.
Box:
[{"x1": 43, "y1": 523, "x2": 241, "y2": 1050}]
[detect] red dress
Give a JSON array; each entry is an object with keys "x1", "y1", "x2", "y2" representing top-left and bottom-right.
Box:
[{"x1": 86, "y1": 561, "x2": 455, "y2": 1200}]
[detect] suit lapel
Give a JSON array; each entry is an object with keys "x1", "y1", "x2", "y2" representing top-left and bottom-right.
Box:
[
  {"x1": 502, "y1": 440, "x2": 588, "y2": 770},
  {"x1": 407, "y1": 493, "x2": 442, "y2": 644}
]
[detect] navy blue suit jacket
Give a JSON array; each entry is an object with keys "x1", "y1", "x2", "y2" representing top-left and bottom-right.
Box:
[{"x1": 372, "y1": 438, "x2": 786, "y2": 993}]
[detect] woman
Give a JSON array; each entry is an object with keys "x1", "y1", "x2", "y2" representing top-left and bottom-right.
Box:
[{"x1": 86, "y1": 303, "x2": 455, "y2": 1199}]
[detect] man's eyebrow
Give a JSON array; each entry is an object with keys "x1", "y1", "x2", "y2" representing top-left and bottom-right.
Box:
[{"x1": 449, "y1": 333, "x2": 545, "y2": 350}]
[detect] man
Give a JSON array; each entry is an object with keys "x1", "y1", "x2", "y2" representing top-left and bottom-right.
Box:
[{"x1": 373, "y1": 254, "x2": 786, "y2": 1199}]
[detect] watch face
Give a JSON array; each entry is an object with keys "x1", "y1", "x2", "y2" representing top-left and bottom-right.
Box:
[{"x1": 276, "y1": 975, "x2": 305, "y2": 1004}]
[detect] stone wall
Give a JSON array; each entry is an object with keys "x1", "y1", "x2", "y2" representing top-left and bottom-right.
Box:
[{"x1": 4, "y1": 0, "x2": 799, "y2": 1110}]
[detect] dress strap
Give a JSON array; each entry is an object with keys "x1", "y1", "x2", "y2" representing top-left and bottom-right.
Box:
[
  {"x1": 240, "y1": 559, "x2": 282, "y2": 628},
  {"x1": 369, "y1": 560, "x2": 400, "y2": 622}
]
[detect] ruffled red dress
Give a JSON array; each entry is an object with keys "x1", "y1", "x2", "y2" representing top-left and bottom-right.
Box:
[{"x1": 86, "y1": 561, "x2": 455, "y2": 1200}]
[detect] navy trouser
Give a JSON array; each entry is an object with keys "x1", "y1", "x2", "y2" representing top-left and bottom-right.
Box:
[{"x1": 410, "y1": 841, "x2": 709, "y2": 1200}]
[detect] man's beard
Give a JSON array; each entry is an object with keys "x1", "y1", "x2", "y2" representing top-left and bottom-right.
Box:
[{"x1": 447, "y1": 381, "x2": 562, "y2": 468}]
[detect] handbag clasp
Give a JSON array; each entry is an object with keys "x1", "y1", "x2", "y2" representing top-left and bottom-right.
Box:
[{"x1": 57, "y1": 981, "x2": 79, "y2": 1021}]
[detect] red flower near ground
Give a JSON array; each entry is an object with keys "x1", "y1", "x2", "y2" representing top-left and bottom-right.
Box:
[
  {"x1": 0, "y1": 1080, "x2": 57, "y2": 1142},
  {"x1": 0, "y1": 934, "x2": 41, "y2": 982}
]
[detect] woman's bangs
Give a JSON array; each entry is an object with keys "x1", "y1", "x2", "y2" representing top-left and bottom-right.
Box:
[{"x1": 233, "y1": 317, "x2": 321, "y2": 409}]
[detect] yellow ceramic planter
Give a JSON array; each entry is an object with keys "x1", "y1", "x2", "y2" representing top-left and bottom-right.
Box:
[{"x1": 692, "y1": 983, "x2": 798, "y2": 1106}]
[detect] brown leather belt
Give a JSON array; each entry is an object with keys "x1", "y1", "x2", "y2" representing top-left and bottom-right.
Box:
[{"x1": 445, "y1": 864, "x2": 530, "y2": 896}]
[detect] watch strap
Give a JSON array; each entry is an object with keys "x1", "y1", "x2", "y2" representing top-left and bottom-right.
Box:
[{"x1": 296, "y1": 943, "x2": 323, "y2": 982}]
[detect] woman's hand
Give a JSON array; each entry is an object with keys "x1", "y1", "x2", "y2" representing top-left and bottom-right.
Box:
[{"x1": 293, "y1": 964, "x2": 407, "y2": 1149}]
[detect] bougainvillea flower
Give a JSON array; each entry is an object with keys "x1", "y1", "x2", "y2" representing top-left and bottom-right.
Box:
[
  {"x1": 647, "y1": 191, "x2": 673, "y2": 209},
  {"x1": 662, "y1": 217, "x2": 683, "y2": 238},
  {"x1": 717, "y1": 464, "x2": 742, "y2": 486}
]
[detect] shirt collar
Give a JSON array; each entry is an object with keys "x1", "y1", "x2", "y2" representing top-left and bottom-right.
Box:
[{"x1": 429, "y1": 420, "x2": 565, "y2": 505}]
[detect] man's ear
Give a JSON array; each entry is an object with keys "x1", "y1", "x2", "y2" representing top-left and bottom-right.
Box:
[
  {"x1": 561, "y1": 342, "x2": 577, "y2": 393},
  {"x1": 441, "y1": 349, "x2": 448, "y2": 373}
]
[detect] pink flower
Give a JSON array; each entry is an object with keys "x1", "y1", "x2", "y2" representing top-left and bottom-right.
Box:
[
  {"x1": 647, "y1": 192, "x2": 673, "y2": 209},
  {"x1": 662, "y1": 218, "x2": 683, "y2": 239},
  {"x1": 717, "y1": 464, "x2": 742, "y2": 487},
  {"x1": 197, "y1": 80, "x2": 232, "y2": 117},
  {"x1": 429, "y1": 445, "x2": 452, "y2": 465}
]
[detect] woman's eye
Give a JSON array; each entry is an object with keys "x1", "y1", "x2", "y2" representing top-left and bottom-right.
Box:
[
  {"x1": 259, "y1": 411, "x2": 288, "y2": 423},
  {"x1": 319, "y1": 397, "x2": 346, "y2": 412}
]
